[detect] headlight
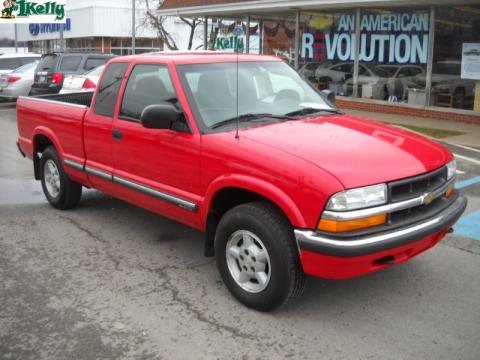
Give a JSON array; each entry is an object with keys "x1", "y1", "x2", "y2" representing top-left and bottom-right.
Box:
[
  {"x1": 326, "y1": 183, "x2": 388, "y2": 212},
  {"x1": 446, "y1": 159, "x2": 456, "y2": 180}
]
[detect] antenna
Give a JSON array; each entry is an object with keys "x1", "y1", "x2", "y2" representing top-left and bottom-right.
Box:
[{"x1": 235, "y1": 44, "x2": 240, "y2": 139}]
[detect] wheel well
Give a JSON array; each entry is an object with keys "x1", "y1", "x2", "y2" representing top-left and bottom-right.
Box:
[
  {"x1": 204, "y1": 187, "x2": 288, "y2": 257},
  {"x1": 33, "y1": 135, "x2": 54, "y2": 180}
]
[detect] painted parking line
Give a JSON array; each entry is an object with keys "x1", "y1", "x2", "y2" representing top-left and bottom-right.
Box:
[
  {"x1": 455, "y1": 176, "x2": 480, "y2": 190},
  {"x1": 454, "y1": 210, "x2": 480, "y2": 241},
  {"x1": 453, "y1": 144, "x2": 480, "y2": 154},
  {"x1": 454, "y1": 153, "x2": 480, "y2": 166}
]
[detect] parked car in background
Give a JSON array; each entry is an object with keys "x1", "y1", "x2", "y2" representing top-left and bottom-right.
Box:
[
  {"x1": 408, "y1": 61, "x2": 475, "y2": 108},
  {"x1": 315, "y1": 62, "x2": 354, "y2": 83},
  {"x1": 60, "y1": 64, "x2": 105, "y2": 94},
  {"x1": 375, "y1": 65, "x2": 425, "y2": 100},
  {"x1": 0, "y1": 53, "x2": 40, "y2": 75},
  {"x1": 299, "y1": 61, "x2": 332, "y2": 81},
  {"x1": 346, "y1": 64, "x2": 390, "y2": 97},
  {"x1": 30, "y1": 53, "x2": 114, "y2": 96},
  {"x1": 0, "y1": 61, "x2": 39, "y2": 101}
]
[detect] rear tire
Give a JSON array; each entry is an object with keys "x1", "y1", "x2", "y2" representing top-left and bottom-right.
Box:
[
  {"x1": 40, "y1": 146, "x2": 82, "y2": 210},
  {"x1": 215, "y1": 202, "x2": 305, "y2": 312}
]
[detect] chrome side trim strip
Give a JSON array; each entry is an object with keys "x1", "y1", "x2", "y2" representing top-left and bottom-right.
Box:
[
  {"x1": 113, "y1": 176, "x2": 198, "y2": 212},
  {"x1": 64, "y1": 158, "x2": 84, "y2": 171},
  {"x1": 78, "y1": 162, "x2": 197, "y2": 212},
  {"x1": 85, "y1": 165, "x2": 113, "y2": 182},
  {"x1": 322, "y1": 177, "x2": 456, "y2": 221},
  {"x1": 18, "y1": 96, "x2": 88, "y2": 109}
]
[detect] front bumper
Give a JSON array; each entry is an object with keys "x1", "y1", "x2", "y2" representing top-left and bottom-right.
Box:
[{"x1": 295, "y1": 195, "x2": 467, "y2": 279}]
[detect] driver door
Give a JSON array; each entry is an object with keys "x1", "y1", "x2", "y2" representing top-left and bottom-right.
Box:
[{"x1": 111, "y1": 63, "x2": 201, "y2": 227}]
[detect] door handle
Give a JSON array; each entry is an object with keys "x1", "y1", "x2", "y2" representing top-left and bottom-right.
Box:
[{"x1": 112, "y1": 129, "x2": 123, "y2": 141}]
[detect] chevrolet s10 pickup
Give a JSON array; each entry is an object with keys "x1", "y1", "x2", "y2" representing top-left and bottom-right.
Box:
[{"x1": 16, "y1": 53, "x2": 467, "y2": 311}]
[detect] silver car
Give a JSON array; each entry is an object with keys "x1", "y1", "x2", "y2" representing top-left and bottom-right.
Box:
[{"x1": 0, "y1": 61, "x2": 39, "y2": 100}]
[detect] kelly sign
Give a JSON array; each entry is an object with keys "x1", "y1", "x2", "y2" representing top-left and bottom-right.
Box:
[
  {"x1": 1, "y1": 0, "x2": 66, "y2": 23},
  {"x1": 301, "y1": 12, "x2": 429, "y2": 64}
]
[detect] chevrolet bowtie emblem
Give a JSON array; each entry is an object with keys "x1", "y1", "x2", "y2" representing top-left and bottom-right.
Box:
[{"x1": 423, "y1": 192, "x2": 435, "y2": 205}]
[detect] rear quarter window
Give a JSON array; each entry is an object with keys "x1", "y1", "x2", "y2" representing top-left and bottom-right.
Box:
[
  {"x1": 84, "y1": 58, "x2": 108, "y2": 71},
  {"x1": 94, "y1": 62, "x2": 129, "y2": 118},
  {"x1": 60, "y1": 56, "x2": 83, "y2": 71}
]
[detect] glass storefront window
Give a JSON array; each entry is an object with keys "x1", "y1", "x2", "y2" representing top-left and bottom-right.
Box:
[
  {"x1": 358, "y1": 8, "x2": 430, "y2": 104},
  {"x1": 432, "y1": 6, "x2": 480, "y2": 110},
  {"x1": 261, "y1": 16, "x2": 296, "y2": 64},
  {"x1": 299, "y1": 11, "x2": 356, "y2": 95},
  {"x1": 210, "y1": 19, "x2": 260, "y2": 54}
]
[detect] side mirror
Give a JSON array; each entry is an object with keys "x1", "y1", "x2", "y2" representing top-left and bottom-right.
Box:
[
  {"x1": 140, "y1": 103, "x2": 183, "y2": 130},
  {"x1": 321, "y1": 89, "x2": 336, "y2": 105}
]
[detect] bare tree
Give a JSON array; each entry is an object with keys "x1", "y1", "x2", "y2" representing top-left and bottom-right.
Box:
[{"x1": 143, "y1": 0, "x2": 204, "y2": 51}]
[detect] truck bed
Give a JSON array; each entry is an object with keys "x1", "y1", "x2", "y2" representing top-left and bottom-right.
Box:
[{"x1": 16, "y1": 93, "x2": 90, "y2": 166}]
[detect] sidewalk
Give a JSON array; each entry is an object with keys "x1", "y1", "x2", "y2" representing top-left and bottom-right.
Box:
[{"x1": 344, "y1": 109, "x2": 480, "y2": 147}]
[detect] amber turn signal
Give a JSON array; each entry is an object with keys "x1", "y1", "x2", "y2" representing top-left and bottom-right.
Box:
[
  {"x1": 317, "y1": 214, "x2": 387, "y2": 233},
  {"x1": 445, "y1": 187, "x2": 454, "y2": 198}
]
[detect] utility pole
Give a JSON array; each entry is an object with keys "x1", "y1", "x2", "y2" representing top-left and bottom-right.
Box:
[
  {"x1": 59, "y1": 22, "x2": 64, "y2": 51},
  {"x1": 14, "y1": 24, "x2": 18, "y2": 53},
  {"x1": 132, "y1": 0, "x2": 136, "y2": 55}
]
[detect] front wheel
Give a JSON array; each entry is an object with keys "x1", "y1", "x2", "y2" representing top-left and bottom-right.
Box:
[
  {"x1": 40, "y1": 146, "x2": 82, "y2": 210},
  {"x1": 215, "y1": 202, "x2": 305, "y2": 311}
]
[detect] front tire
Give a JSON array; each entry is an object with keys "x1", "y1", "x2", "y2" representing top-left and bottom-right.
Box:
[
  {"x1": 40, "y1": 146, "x2": 82, "y2": 209},
  {"x1": 215, "y1": 202, "x2": 305, "y2": 311}
]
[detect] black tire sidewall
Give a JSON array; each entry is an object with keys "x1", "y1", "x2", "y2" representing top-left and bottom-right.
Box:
[
  {"x1": 215, "y1": 204, "x2": 295, "y2": 311},
  {"x1": 40, "y1": 147, "x2": 68, "y2": 208}
]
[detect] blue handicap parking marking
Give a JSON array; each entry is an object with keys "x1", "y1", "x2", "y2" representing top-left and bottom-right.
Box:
[
  {"x1": 455, "y1": 176, "x2": 480, "y2": 190},
  {"x1": 454, "y1": 211, "x2": 480, "y2": 241}
]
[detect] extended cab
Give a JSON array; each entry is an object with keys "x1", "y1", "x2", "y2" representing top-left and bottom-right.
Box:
[{"x1": 16, "y1": 53, "x2": 467, "y2": 311}]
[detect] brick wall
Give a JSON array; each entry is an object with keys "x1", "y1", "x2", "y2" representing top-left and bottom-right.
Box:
[{"x1": 336, "y1": 97, "x2": 480, "y2": 125}]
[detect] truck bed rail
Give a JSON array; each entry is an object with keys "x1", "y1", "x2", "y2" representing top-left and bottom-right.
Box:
[{"x1": 28, "y1": 92, "x2": 93, "y2": 108}]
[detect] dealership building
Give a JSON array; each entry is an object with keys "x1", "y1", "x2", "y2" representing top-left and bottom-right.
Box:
[
  {"x1": 17, "y1": 0, "x2": 162, "y2": 55},
  {"x1": 158, "y1": 0, "x2": 480, "y2": 122}
]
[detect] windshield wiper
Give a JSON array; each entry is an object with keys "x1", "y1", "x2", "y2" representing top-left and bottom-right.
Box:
[
  {"x1": 210, "y1": 113, "x2": 291, "y2": 129},
  {"x1": 285, "y1": 107, "x2": 341, "y2": 117}
]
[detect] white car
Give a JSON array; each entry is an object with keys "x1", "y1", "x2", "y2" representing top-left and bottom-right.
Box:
[
  {"x1": 59, "y1": 64, "x2": 105, "y2": 94},
  {"x1": 0, "y1": 61, "x2": 39, "y2": 100},
  {"x1": 408, "y1": 61, "x2": 475, "y2": 108},
  {"x1": 0, "y1": 53, "x2": 40, "y2": 75},
  {"x1": 375, "y1": 65, "x2": 425, "y2": 99}
]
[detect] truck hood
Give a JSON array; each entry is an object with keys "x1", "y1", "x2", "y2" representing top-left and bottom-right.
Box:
[{"x1": 239, "y1": 114, "x2": 452, "y2": 189}]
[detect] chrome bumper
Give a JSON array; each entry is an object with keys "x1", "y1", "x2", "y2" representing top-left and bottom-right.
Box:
[{"x1": 295, "y1": 195, "x2": 467, "y2": 257}]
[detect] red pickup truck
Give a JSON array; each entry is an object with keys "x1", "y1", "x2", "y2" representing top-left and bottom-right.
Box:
[{"x1": 17, "y1": 53, "x2": 467, "y2": 311}]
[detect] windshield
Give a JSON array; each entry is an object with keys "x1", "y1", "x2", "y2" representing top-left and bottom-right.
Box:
[
  {"x1": 37, "y1": 54, "x2": 57, "y2": 71},
  {"x1": 177, "y1": 61, "x2": 335, "y2": 130},
  {"x1": 15, "y1": 61, "x2": 38, "y2": 73},
  {"x1": 433, "y1": 62, "x2": 461, "y2": 75},
  {"x1": 375, "y1": 66, "x2": 398, "y2": 77}
]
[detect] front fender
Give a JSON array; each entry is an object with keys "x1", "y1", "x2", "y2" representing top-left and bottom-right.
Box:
[{"x1": 201, "y1": 173, "x2": 307, "y2": 228}]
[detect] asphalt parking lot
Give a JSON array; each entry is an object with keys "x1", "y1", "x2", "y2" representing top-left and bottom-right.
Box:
[{"x1": 1, "y1": 105, "x2": 479, "y2": 360}]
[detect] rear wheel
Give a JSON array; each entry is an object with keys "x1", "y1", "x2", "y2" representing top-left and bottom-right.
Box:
[
  {"x1": 215, "y1": 202, "x2": 305, "y2": 311},
  {"x1": 40, "y1": 146, "x2": 82, "y2": 209}
]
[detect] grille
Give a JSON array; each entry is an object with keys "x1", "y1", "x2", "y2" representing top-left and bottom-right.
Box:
[{"x1": 388, "y1": 166, "x2": 447, "y2": 203}]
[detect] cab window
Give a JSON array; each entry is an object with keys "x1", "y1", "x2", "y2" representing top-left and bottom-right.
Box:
[
  {"x1": 120, "y1": 64, "x2": 177, "y2": 121},
  {"x1": 94, "y1": 62, "x2": 128, "y2": 117}
]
